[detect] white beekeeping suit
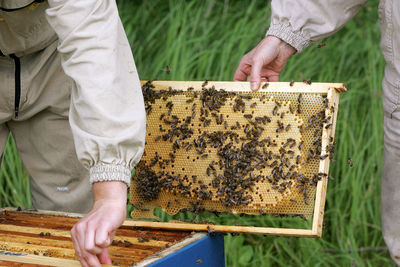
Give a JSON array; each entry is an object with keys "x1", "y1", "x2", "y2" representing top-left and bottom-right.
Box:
[
  {"x1": 0, "y1": 0, "x2": 146, "y2": 212},
  {"x1": 237, "y1": 0, "x2": 400, "y2": 264}
]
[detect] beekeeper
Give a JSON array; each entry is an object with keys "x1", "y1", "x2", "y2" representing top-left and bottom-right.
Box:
[
  {"x1": 234, "y1": 0, "x2": 400, "y2": 265},
  {"x1": 0, "y1": 1, "x2": 145, "y2": 266}
]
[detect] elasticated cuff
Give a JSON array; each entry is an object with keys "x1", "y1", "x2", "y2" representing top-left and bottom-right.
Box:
[
  {"x1": 266, "y1": 23, "x2": 311, "y2": 53},
  {"x1": 89, "y1": 163, "x2": 131, "y2": 187}
]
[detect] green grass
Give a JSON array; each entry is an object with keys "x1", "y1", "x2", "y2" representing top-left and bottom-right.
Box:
[
  {"x1": 0, "y1": 0, "x2": 391, "y2": 266},
  {"x1": 0, "y1": 135, "x2": 30, "y2": 208}
]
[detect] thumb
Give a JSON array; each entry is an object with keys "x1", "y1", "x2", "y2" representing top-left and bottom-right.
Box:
[
  {"x1": 248, "y1": 60, "x2": 262, "y2": 91},
  {"x1": 98, "y1": 247, "x2": 112, "y2": 265}
]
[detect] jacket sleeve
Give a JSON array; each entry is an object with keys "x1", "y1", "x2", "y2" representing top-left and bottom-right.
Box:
[
  {"x1": 45, "y1": 0, "x2": 146, "y2": 187},
  {"x1": 267, "y1": 0, "x2": 368, "y2": 52}
]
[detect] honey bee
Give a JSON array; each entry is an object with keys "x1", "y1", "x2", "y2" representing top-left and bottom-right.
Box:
[
  {"x1": 165, "y1": 65, "x2": 171, "y2": 74},
  {"x1": 273, "y1": 106, "x2": 278, "y2": 116},
  {"x1": 348, "y1": 158, "x2": 353, "y2": 167},
  {"x1": 298, "y1": 93, "x2": 302, "y2": 103}
]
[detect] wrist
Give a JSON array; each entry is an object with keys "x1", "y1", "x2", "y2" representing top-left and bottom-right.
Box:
[
  {"x1": 92, "y1": 181, "x2": 127, "y2": 205},
  {"x1": 265, "y1": 35, "x2": 296, "y2": 56},
  {"x1": 265, "y1": 35, "x2": 283, "y2": 46}
]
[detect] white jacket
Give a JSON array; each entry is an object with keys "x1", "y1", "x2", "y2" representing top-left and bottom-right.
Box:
[{"x1": 0, "y1": 0, "x2": 146, "y2": 186}]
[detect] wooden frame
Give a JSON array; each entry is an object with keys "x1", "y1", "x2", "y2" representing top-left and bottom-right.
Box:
[
  {"x1": 0, "y1": 208, "x2": 207, "y2": 267},
  {"x1": 131, "y1": 81, "x2": 345, "y2": 237},
  {"x1": 0, "y1": 232, "x2": 208, "y2": 267}
]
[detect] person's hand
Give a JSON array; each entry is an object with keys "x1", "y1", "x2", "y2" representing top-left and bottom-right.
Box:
[
  {"x1": 71, "y1": 181, "x2": 127, "y2": 267},
  {"x1": 234, "y1": 35, "x2": 296, "y2": 91}
]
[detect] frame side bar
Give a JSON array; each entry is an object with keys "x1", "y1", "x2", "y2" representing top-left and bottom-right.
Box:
[{"x1": 311, "y1": 87, "x2": 341, "y2": 237}]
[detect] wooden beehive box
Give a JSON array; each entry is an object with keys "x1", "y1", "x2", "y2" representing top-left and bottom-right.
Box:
[
  {"x1": 129, "y1": 81, "x2": 346, "y2": 237},
  {"x1": 0, "y1": 208, "x2": 208, "y2": 266}
]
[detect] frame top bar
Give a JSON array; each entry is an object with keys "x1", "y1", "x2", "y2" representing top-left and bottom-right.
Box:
[{"x1": 141, "y1": 81, "x2": 347, "y2": 93}]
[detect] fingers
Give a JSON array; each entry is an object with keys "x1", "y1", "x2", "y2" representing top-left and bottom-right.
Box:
[
  {"x1": 71, "y1": 229, "x2": 87, "y2": 266},
  {"x1": 70, "y1": 192, "x2": 126, "y2": 267},
  {"x1": 81, "y1": 251, "x2": 102, "y2": 267},
  {"x1": 234, "y1": 53, "x2": 276, "y2": 91},
  {"x1": 95, "y1": 223, "x2": 112, "y2": 248},
  {"x1": 85, "y1": 223, "x2": 103, "y2": 255},
  {"x1": 248, "y1": 59, "x2": 263, "y2": 91},
  {"x1": 268, "y1": 75, "x2": 279, "y2": 82},
  {"x1": 234, "y1": 54, "x2": 265, "y2": 91},
  {"x1": 233, "y1": 61, "x2": 249, "y2": 81},
  {"x1": 98, "y1": 248, "x2": 112, "y2": 265},
  {"x1": 72, "y1": 221, "x2": 102, "y2": 267},
  {"x1": 234, "y1": 36, "x2": 296, "y2": 91},
  {"x1": 259, "y1": 69, "x2": 279, "y2": 82},
  {"x1": 72, "y1": 222, "x2": 88, "y2": 267},
  {"x1": 94, "y1": 225, "x2": 113, "y2": 264},
  {"x1": 233, "y1": 68, "x2": 247, "y2": 81}
]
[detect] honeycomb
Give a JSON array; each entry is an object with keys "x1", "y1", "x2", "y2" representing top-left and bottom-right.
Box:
[{"x1": 130, "y1": 81, "x2": 336, "y2": 220}]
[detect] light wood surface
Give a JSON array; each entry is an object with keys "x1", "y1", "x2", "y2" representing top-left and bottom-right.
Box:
[
  {"x1": 123, "y1": 220, "x2": 317, "y2": 237},
  {"x1": 0, "y1": 209, "x2": 195, "y2": 267},
  {"x1": 311, "y1": 88, "x2": 341, "y2": 237},
  {"x1": 0, "y1": 252, "x2": 83, "y2": 267},
  {"x1": 140, "y1": 80, "x2": 347, "y2": 93}
]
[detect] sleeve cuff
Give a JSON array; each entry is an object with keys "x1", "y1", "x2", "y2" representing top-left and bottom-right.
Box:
[
  {"x1": 89, "y1": 163, "x2": 131, "y2": 187},
  {"x1": 266, "y1": 23, "x2": 311, "y2": 53}
]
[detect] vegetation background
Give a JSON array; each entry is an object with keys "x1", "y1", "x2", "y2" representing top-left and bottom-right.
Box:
[{"x1": 0, "y1": 0, "x2": 391, "y2": 266}]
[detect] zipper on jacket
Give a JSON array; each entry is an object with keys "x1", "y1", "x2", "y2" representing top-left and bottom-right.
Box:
[{"x1": 9, "y1": 54, "x2": 21, "y2": 118}]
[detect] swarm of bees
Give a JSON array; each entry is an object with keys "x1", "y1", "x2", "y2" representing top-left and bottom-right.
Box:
[{"x1": 131, "y1": 81, "x2": 336, "y2": 218}]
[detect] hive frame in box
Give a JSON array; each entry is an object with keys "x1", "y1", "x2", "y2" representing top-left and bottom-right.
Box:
[
  {"x1": 0, "y1": 207, "x2": 209, "y2": 267},
  {"x1": 127, "y1": 81, "x2": 346, "y2": 238}
]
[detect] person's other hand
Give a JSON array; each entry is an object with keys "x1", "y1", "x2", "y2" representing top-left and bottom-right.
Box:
[
  {"x1": 234, "y1": 35, "x2": 296, "y2": 91},
  {"x1": 71, "y1": 181, "x2": 127, "y2": 267}
]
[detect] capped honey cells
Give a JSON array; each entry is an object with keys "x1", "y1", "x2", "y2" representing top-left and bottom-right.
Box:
[{"x1": 130, "y1": 81, "x2": 337, "y2": 219}]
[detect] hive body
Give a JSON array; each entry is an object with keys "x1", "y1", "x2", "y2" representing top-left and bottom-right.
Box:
[{"x1": 0, "y1": 208, "x2": 197, "y2": 266}]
